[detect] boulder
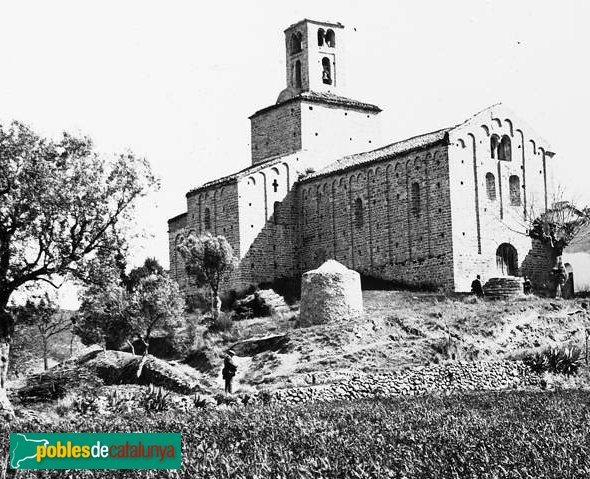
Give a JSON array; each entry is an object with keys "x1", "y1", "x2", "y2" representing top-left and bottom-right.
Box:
[
  {"x1": 230, "y1": 334, "x2": 291, "y2": 356},
  {"x1": 300, "y1": 260, "x2": 363, "y2": 326},
  {"x1": 234, "y1": 289, "x2": 290, "y2": 319}
]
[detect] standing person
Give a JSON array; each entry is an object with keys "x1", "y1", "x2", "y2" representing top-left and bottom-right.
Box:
[
  {"x1": 471, "y1": 275, "x2": 484, "y2": 297},
  {"x1": 222, "y1": 350, "x2": 237, "y2": 395},
  {"x1": 523, "y1": 276, "x2": 532, "y2": 295}
]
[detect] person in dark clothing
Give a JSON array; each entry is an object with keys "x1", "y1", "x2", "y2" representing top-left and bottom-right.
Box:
[
  {"x1": 523, "y1": 276, "x2": 532, "y2": 295},
  {"x1": 222, "y1": 350, "x2": 237, "y2": 395},
  {"x1": 471, "y1": 275, "x2": 484, "y2": 297}
]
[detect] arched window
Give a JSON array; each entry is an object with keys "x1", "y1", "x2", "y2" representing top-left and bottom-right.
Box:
[
  {"x1": 273, "y1": 201, "x2": 280, "y2": 225},
  {"x1": 204, "y1": 207, "x2": 211, "y2": 230},
  {"x1": 498, "y1": 135, "x2": 512, "y2": 161},
  {"x1": 490, "y1": 134, "x2": 500, "y2": 159},
  {"x1": 411, "y1": 182, "x2": 421, "y2": 216},
  {"x1": 294, "y1": 60, "x2": 302, "y2": 88},
  {"x1": 322, "y1": 57, "x2": 332, "y2": 85},
  {"x1": 509, "y1": 175, "x2": 521, "y2": 205},
  {"x1": 325, "y1": 29, "x2": 335, "y2": 47},
  {"x1": 290, "y1": 32, "x2": 302, "y2": 54},
  {"x1": 354, "y1": 198, "x2": 363, "y2": 228},
  {"x1": 485, "y1": 172, "x2": 496, "y2": 201},
  {"x1": 317, "y1": 28, "x2": 325, "y2": 47}
]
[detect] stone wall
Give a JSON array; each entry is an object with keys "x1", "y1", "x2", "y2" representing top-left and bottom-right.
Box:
[
  {"x1": 262, "y1": 360, "x2": 539, "y2": 405},
  {"x1": 250, "y1": 102, "x2": 302, "y2": 165},
  {"x1": 448, "y1": 113, "x2": 554, "y2": 292},
  {"x1": 297, "y1": 143, "x2": 455, "y2": 289}
]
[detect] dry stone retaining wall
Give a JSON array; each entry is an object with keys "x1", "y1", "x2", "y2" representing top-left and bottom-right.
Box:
[{"x1": 261, "y1": 360, "x2": 539, "y2": 405}]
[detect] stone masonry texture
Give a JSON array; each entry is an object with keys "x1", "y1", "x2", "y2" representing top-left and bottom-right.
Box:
[{"x1": 300, "y1": 260, "x2": 362, "y2": 326}]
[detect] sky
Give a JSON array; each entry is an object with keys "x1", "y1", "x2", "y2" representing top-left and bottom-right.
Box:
[{"x1": 1, "y1": 0, "x2": 589, "y2": 306}]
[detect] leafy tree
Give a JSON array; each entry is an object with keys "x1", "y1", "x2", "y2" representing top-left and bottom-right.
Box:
[
  {"x1": 0, "y1": 120, "x2": 156, "y2": 417},
  {"x1": 124, "y1": 257, "x2": 165, "y2": 292},
  {"x1": 177, "y1": 234, "x2": 238, "y2": 319},
  {"x1": 127, "y1": 273, "x2": 185, "y2": 376},
  {"x1": 15, "y1": 292, "x2": 72, "y2": 370}
]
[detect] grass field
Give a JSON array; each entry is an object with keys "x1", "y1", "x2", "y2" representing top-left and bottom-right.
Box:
[{"x1": 3, "y1": 389, "x2": 590, "y2": 478}]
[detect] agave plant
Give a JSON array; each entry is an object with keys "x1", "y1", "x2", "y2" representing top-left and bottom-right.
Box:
[{"x1": 141, "y1": 385, "x2": 171, "y2": 413}]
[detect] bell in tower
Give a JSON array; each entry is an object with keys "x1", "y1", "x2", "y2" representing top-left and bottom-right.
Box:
[{"x1": 278, "y1": 19, "x2": 345, "y2": 103}]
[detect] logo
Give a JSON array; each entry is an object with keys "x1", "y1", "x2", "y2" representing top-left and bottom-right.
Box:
[{"x1": 10, "y1": 433, "x2": 181, "y2": 470}]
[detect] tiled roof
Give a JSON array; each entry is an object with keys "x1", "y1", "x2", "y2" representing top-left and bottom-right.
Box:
[
  {"x1": 300, "y1": 127, "x2": 452, "y2": 182},
  {"x1": 249, "y1": 90, "x2": 381, "y2": 119}
]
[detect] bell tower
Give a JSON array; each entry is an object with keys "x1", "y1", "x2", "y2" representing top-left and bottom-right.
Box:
[
  {"x1": 282, "y1": 19, "x2": 345, "y2": 98},
  {"x1": 250, "y1": 19, "x2": 381, "y2": 166}
]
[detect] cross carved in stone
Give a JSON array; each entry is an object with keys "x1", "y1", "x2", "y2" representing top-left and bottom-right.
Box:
[{"x1": 272, "y1": 179, "x2": 279, "y2": 193}]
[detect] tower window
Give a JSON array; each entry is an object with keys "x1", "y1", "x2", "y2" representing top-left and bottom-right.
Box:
[
  {"x1": 509, "y1": 175, "x2": 521, "y2": 205},
  {"x1": 485, "y1": 172, "x2": 497, "y2": 201},
  {"x1": 498, "y1": 135, "x2": 512, "y2": 161},
  {"x1": 322, "y1": 57, "x2": 332, "y2": 85},
  {"x1": 490, "y1": 134, "x2": 500, "y2": 158},
  {"x1": 293, "y1": 60, "x2": 302, "y2": 88},
  {"x1": 325, "y1": 29, "x2": 336, "y2": 47},
  {"x1": 317, "y1": 28, "x2": 325, "y2": 47},
  {"x1": 204, "y1": 207, "x2": 211, "y2": 230},
  {"x1": 354, "y1": 198, "x2": 363, "y2": 228},
  {"x1": 290, "y1": 32, "x2": 302, "y2": 54},
  {"x1": 411, "y1": 182, "x2": 421, "y2": 216}
]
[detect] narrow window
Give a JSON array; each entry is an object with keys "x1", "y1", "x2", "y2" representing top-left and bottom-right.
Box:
[
  {"x1": 490, "y1": 134, "x2": 500, "y2": 159},
  {"x1": 273, "y1": 201, "x2": 280, "y2": 225},
  {"x1": 354, "y1": 198, "x2": 363, "y2": 228},
  {"x1": 294, "y1": 60, "x2": 302, "y2": 88},
  {"x1": 322, "y1": 57, "x2": 332, "y2": 85},
  {"x1": 509, "y1": 175, "x2": 521, "y2": 205},
  {"x1": 411, "y1": 182, "x2": 421, "y2": 216},
  {"x1": 317, "y1": 28, "x2": 325, "y2": 47},
  {"x1": 290, "y1": 32, "x2": 302, "y2": 54},
  {"x1": 485, "y1": 172, "x2": 497, "y2": 201},
  {"x1": 325, "y1": 29, "x2": 336, "y2": 47},
  {"x1": 498, "y1": 135, "x2": 512, "y2": 161},
  {"x1": 204, "y1": 207, "x2": 211, "y2": 230}
]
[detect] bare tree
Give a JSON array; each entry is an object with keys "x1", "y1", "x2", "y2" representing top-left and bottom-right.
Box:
[{"x1": 16, "y1": 292, "x2": 73, "y2": 371}]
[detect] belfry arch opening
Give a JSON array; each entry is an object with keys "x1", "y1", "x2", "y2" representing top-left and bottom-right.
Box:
[{"x1": 496, "y1": 243, "x2": 518, "y2": 276}]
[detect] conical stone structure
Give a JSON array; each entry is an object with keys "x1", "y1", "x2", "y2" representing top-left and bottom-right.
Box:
[{"x1": 300, "y1": 260, "x2": 363, "y2": 326}]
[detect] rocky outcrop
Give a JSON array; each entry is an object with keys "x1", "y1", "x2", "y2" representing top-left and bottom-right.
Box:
[
  {"x1": 234, "y1": 289, "x2": 290, "y2": 319},
  {"x1": 300, "y1": 260, "x2": 363, "y2": 326},
  {"x1": 230, "y1": 334, "x2": 291, "y2": 356}
]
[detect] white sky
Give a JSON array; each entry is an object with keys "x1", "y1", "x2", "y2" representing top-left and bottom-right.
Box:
[{"x1": 1, "y1": 0, "x2": 589, "y2": 288}]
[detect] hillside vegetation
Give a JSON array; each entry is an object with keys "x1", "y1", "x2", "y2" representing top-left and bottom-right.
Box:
[{"x1": 193, "y1": 291, "x2": 590, "y2": 393}]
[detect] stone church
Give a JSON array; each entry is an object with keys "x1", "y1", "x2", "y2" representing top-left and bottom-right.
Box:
[{"x1": 168, "y1": 19, "x2": 556, "y2": 293}]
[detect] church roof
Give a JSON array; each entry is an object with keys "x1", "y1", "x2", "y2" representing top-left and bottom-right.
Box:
[
  {"x1": 249, "y1": 91, "x2": 381, "y2": 119},
  {"x1": 185, "y1": 155, "x2": 286, "y2": 198},
  {"x1": 300, "y1": 127, "x2": 452, "y2": 182}
]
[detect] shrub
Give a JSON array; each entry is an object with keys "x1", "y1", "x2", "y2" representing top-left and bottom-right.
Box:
[
  {"x1": 523, "y1": 346, "x2": 582, "y2": 375},
  {"x1": 140, "y1": 385, "x2": 171, "y2": 413},
  {"x1": 209, "y1": 312, "x2": 234, "y2": 333}
]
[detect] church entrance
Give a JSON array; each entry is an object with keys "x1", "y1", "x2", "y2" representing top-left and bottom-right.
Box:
[{"x1": 496, "y1": 243, "x2": 518, "y2": 276}]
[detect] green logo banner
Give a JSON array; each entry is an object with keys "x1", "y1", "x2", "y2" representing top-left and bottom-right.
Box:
[{"x1": 10, "y1": 432, "x2": 181, "y2": 470}]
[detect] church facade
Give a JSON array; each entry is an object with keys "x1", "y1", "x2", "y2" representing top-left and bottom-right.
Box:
[{"x1": 168, "y1": 19, "x2": 556, "y2": 293}]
